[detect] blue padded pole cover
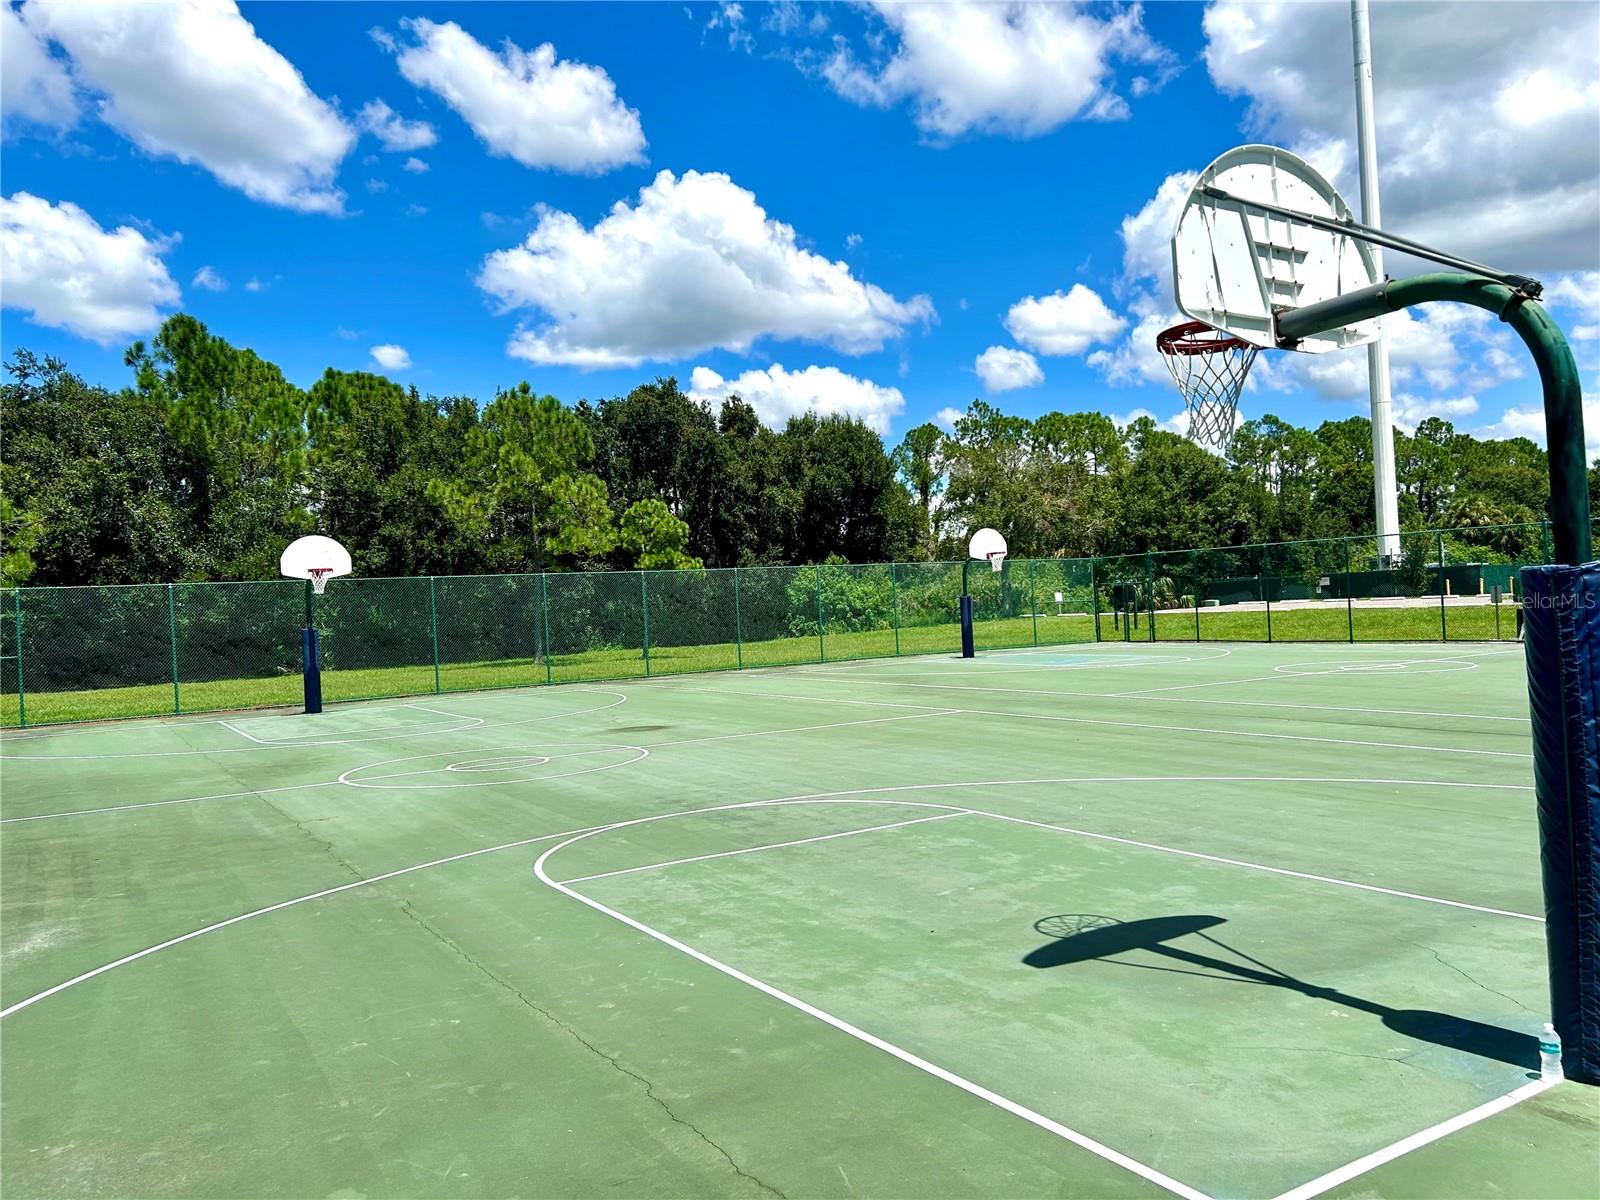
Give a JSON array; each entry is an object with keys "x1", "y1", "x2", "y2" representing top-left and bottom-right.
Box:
[
  {"x1": 301, "y1": 626, "x2": 323, "y2": 715},
  {"x1": 1520, "y1": 562, "x2": 1600, "y2": 1083}
]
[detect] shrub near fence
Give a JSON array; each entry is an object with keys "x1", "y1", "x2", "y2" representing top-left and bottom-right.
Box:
[{"x1": 2, "y1": 517, "x2": 1587, "y2": 727}]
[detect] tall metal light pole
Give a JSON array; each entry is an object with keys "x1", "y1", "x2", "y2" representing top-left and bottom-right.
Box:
[{"x1": 1352, "y1": 0, "x2": 1401, "y2": 564}]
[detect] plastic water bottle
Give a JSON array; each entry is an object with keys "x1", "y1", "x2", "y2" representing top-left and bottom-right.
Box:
[{"x1": 1539, "y1": 1022, "x2": 1563, "y2": 1081}]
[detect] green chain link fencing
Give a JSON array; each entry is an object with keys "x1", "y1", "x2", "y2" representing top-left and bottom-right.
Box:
[{"x1": 3, "y1": 517, "x2": 1589, "y2": 727}]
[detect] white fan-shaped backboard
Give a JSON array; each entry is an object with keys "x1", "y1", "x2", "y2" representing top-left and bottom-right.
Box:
[
  {"x1": 1172, "y1": 145, "x2": 1381, "y2": 353},
  {"x1": 280, "y1": 535, "x2": 352, "y2": 580},
  {"x1": 968, "y1": 528, "x2": 1007, "y2": 561}
]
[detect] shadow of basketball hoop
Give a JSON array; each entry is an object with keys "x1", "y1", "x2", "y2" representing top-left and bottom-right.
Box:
[{"x1": 1024, "y1": 914, "x2": 1538, "y2": 1071}]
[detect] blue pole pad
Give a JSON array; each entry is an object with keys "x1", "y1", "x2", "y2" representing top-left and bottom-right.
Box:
[
  {"x1": 301, "y1": 626, "x2": 323, "y2": 715},
  {"x1": 959, "y1": 595, "x2": 975, "y2": 659},
  {"x1": 1520, "y1": 561, "x2": 1600, "y2": 1083}
]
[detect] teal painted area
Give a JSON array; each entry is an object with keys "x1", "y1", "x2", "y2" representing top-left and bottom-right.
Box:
[{"x1": 2, "y1": 643, "x2": 1593, "y2": 1198}]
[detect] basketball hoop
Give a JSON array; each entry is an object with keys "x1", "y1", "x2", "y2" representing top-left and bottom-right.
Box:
[
  {"x1": 280, "y1": 535, "x2": 352, "y2": 594},
  {"x1": 986, "y1": 551, "x2": 1006, "y2": 574},
  {"x1": 1156, "y1": 321, "x2": 1258, "y2": 451}
]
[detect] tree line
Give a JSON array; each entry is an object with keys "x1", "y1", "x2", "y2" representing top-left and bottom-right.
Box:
[{"x1": 3, "y1": 313, "x2": 1593, "y2": 587}]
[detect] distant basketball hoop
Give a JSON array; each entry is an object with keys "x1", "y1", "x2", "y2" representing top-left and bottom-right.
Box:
[{"x1": 278, "y1": 535, "x2": 352, "y2": 715}]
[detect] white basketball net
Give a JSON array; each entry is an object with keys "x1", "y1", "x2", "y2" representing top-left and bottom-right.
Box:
[
  {"x1": 987, "y1": 552, "x2": 1006, "y2": 573},
  {"x1": 1158, "y1": 326, "x2": 1258, "y2": 451},
  {"x1": 307, "y1": 568, "x2": 334, "y2": 595}
]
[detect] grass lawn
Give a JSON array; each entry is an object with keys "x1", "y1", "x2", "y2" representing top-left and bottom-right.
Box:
[{"x1": 0, "y1": 605, "x2": 1508, "y2": 728}]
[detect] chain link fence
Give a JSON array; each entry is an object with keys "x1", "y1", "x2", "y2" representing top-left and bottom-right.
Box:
[{"x1": 3, "y1": 517, "x2": 1588, "y2": 726}]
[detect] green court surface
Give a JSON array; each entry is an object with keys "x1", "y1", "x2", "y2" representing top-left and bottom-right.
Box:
[{"x1": 2, "y1": 642, "x2": 1595, "y2": 1199}]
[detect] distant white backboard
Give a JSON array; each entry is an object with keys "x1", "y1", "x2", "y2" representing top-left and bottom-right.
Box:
[
  {"x1": 1172, "y1": 145, "x2": 1381, "y2": 353},
  {"x1": 968, "y1": 528, "x2": 1007, "y2": 563},
  {"x1": 280, "y1": 535, "x2": 352, "y2": 593}
]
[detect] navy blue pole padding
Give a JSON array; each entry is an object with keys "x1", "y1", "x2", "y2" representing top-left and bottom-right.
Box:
[
  {"x1": 959, "y1": 595, "x2": 975, "y2": 659},
  {"x1": 1520, "y1": 562, "x2": 1600, "y2": 1084},
  {"x1": 300, "y1": 626, "x2": 323, "y2": 715}
]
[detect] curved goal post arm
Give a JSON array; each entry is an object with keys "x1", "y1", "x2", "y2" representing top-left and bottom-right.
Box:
[
  {"x1": 1277, "y1": 272, "x2": 1589, "y2": 563},
  {"x1": 1283, "y1": 271, "x2": 1597, "y2": 1084}
]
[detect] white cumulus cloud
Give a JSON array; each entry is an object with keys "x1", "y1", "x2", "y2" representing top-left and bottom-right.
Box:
[
  {"x1": 477, "y1": 169, "x2": 934, "y2": 368},
  {"x1": 369, "y1": 344, "x2": 412, "y2": 371},
  {"x1": 1479, "y1": 397, "x2": 1600, "y2": 457},
  {"x1": 820, "y1": 2, "x2": 1172, "y2": 139},
  {"x1": 1004, "y1": 285, "x2": 1126, "y2": 356},
  {"x1": 688, "y1": 364, "x2": 905, "y2": 435},
  {"x1": 402, "y1": 156, "x2": 429, "y2": 174},
  {"x1": 24, "y1": 0, "x2": 355, "y2": 214},
  {"x1": 1, "y1": 2, "x2": 77, "y2": 129},
  {"x1": 974, "y1": 345, "x2": 1043, "y2": 393},
  {"x1": 934, "y1": 406, "x2": 964, "y2": 430},
  {"x1": 1203, "y1": 0, "x2": 1599, "y2": 272},
  {"x1": 1, "y1": 192, "x2": 179, "y2": 343},
  {"x1": 1543, "y1": 272, "x2": 1600, "y2": 341},
  {"x1": 357, "y1": 99, "x2": 437, "y2": 152},
  {"x1": 388, "y1": 18, "x2": 645, "y2": 174},
  {"x1": 191, "y1": 264, "x2": 226, "y2": 291}
]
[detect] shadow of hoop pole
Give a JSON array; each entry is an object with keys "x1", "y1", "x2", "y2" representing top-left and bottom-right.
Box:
[{"x1": 1024, "y1": 914, "x2": 1538, "y2": 1071}]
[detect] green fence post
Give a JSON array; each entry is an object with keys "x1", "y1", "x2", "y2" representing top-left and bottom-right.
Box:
[
  {"x1": 428, "y1": 576, "x2": 441, "y2": 693},
  {"x1": 890, "y1": 563, "x2": 901, "y2": 656},
  {"x1": 167, "y1": 583, "x2": 181, "y2": 715},
  {"x1": 539, "y1": 573, "x2": 554, "y2": 685},
  {"x1": 1541, "y1": 519, "x2": 1552, "y2": 563},
  {"x1": 1440, "y1": 534, "x2": 1452, "y2": 643},
  {"x1": 640, "y1": 571, "x2": 651, "y2": 677},
  {"x1": 815, "y1": 569, "x2": 826, "y2": 663},
  {"x1": 732, "y1": 568, "x2": 744, "y2": 669},
  {"x1": 1028, "y1": 560, "x2": 1039, "y2": 647},
  {"x1": 1264, "y1": 568, "x2": 1274, "y2": 643},
  {"x1": 12, "y1": 589, "x2": 24, "y2": 729},
  {"x1": 1192, "y1": 550, "x2": 1201, "y2": 642},
  {"x1": 1344, "y1": 539, "x2": 1355, "y2": 642},
  {"x1": 1144, "y1": 553, "x2": 1155, "y2": 643},
  {"x1": 1090, "y1": 559, "x2": 1101, "y2": 642}
]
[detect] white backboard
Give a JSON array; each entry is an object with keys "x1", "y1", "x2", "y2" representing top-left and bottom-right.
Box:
[
  {"x1": 1172, "y1": 145, "x2": 1381, "y2": 353},
  {"x1": 968, "y1": 528, "x2": 1007, "y2": 561},
  {"x1": 280, "y1": 535, "x2": 352, "y2": 581}
]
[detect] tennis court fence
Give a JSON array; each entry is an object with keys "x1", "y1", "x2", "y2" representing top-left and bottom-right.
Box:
[{"x1": 1, "y1": 519, "x2": 1579, "y2": 726}]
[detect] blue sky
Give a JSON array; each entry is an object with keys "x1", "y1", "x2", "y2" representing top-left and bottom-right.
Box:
[{"x1": 3, "y1": 1, "x2": 1596, "y2": 450}]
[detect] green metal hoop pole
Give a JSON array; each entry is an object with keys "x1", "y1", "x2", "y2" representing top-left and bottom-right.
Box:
[{"x1": 1285, "y1": 270, "x2": 1596, "y2": 1084}]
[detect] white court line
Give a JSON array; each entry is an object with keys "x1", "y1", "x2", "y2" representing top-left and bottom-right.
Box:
[
  {"x1": 219, "y1": 702, "x2": 485, "y2": 746},
  {"x1": 0, "y1": 708, "x2": 957, "y2": 823},
  {"x1": 535, "y1": 823, "x2": 1214, "y2": 1200},
  {"x1": 2, "y1": 775, "x2": 1535, "y2": 1019},
  {"x1": 761, "y1": 677, "x2": 1532, "y2": 761},
  {"x1": 1270, "y1": 1077, "x2": 1561, "y2": 1200},
  {"x1": 1107, "y1": 694, "x2": 1528, "y2": 724},
  {"x1": 0, "y1": 779, "x2": 340, "y2": 824},
  {"x1": 658, "y1": 676, "x2": 1528, "y2": 727},
  {"x1": 1114, "y1": 672, "x2": 1301, "y2": 696},
  {"x1": 985, "y1": 706, "x2": 1530, "y2": 761},
  {"x1": 547, "y1": 797, "x2": 1547, "y2": 1196},
  {"x1": 556, "y1": 796, "x2": 1541, "y2": 922},
  {"x1": 976, "y1": 810, "x2": 1541, "y2": 922},
  {"x1": 0, "y1": 691, "x2": 626, "y2": 761},
  {"x1": 561, "y1": 811, "x2": 970, "y2": 884},
  {"x1": 0, "y1": 822, "x2": 596, "y2": 1020},
  {"x1": 639, "y1": 708, "x2": 961, "y2": 750}
]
